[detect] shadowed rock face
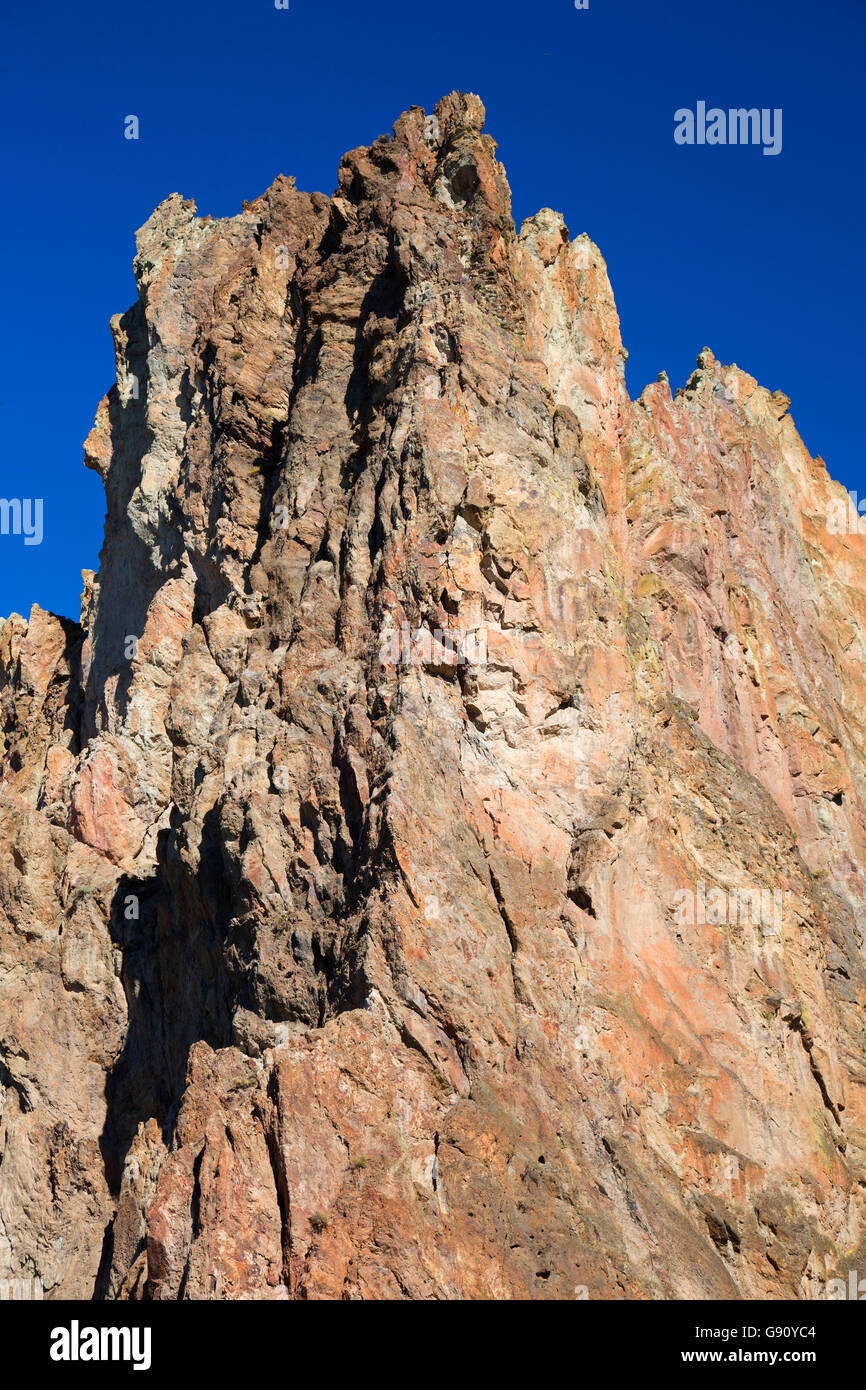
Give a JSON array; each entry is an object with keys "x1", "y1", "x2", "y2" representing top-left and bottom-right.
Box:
[{"x1": 2, "y1": 92, "x2": 866, "y2": 1301}]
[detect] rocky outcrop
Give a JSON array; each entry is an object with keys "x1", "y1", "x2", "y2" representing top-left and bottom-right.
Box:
[{"x1": 2, "y1": 92, "x2": 866, "y2": 1300}]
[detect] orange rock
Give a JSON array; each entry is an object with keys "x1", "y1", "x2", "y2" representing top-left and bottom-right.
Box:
[{"x1": 1, "y1": 92, "x2": 865, "y2": 1301}]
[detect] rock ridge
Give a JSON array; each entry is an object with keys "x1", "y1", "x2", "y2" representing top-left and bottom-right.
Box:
[{"x1": 1, "y1": 91, "x2": 865, "y2": 1300}]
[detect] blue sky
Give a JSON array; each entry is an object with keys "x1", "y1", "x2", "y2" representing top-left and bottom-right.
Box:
[{"x1": 1, "y1": 0, "x2": 864, "y2": 621}]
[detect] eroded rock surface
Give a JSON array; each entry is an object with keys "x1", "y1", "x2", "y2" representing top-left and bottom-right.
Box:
[{"x1": 2, "y1": 93, "x2": 866, "y2": 1300}]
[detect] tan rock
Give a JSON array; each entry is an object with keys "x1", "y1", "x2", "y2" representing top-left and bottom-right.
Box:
[{"x1": 2, "y1": 93, "x2": 866, "y2": 1301}]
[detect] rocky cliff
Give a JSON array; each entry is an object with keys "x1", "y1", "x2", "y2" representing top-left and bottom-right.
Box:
[{"x1": 2, "y1": 92, "x2": 866, "y2": 1300}]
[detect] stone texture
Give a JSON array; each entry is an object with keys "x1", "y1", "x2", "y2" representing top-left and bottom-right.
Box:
[{"x1": 2, "y1": 93, "x2": 866, "y2": 1300}]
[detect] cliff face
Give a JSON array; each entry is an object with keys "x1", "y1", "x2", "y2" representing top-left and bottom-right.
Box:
[{"x1": 2, "y1": 92, "x2": 866, "y2": 1301}]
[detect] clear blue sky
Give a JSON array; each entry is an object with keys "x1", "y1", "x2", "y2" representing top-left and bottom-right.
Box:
[{"x1": 1, "y1": 0, "x2": 864, "y2": 621}]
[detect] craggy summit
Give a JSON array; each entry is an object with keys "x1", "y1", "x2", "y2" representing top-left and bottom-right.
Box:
[{"x1": 2, "y1": 93, "x2": 866, "y2": 1300}]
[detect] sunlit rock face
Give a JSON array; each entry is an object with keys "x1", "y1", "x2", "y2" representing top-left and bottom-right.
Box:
[{"x1": 2, "y1": 93, "x2": 866, "y2": 1301}]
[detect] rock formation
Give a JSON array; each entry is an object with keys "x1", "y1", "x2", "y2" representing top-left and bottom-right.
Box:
[{"x1": 2, "y1": 92, "x2": 866, "y2": 1300}]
